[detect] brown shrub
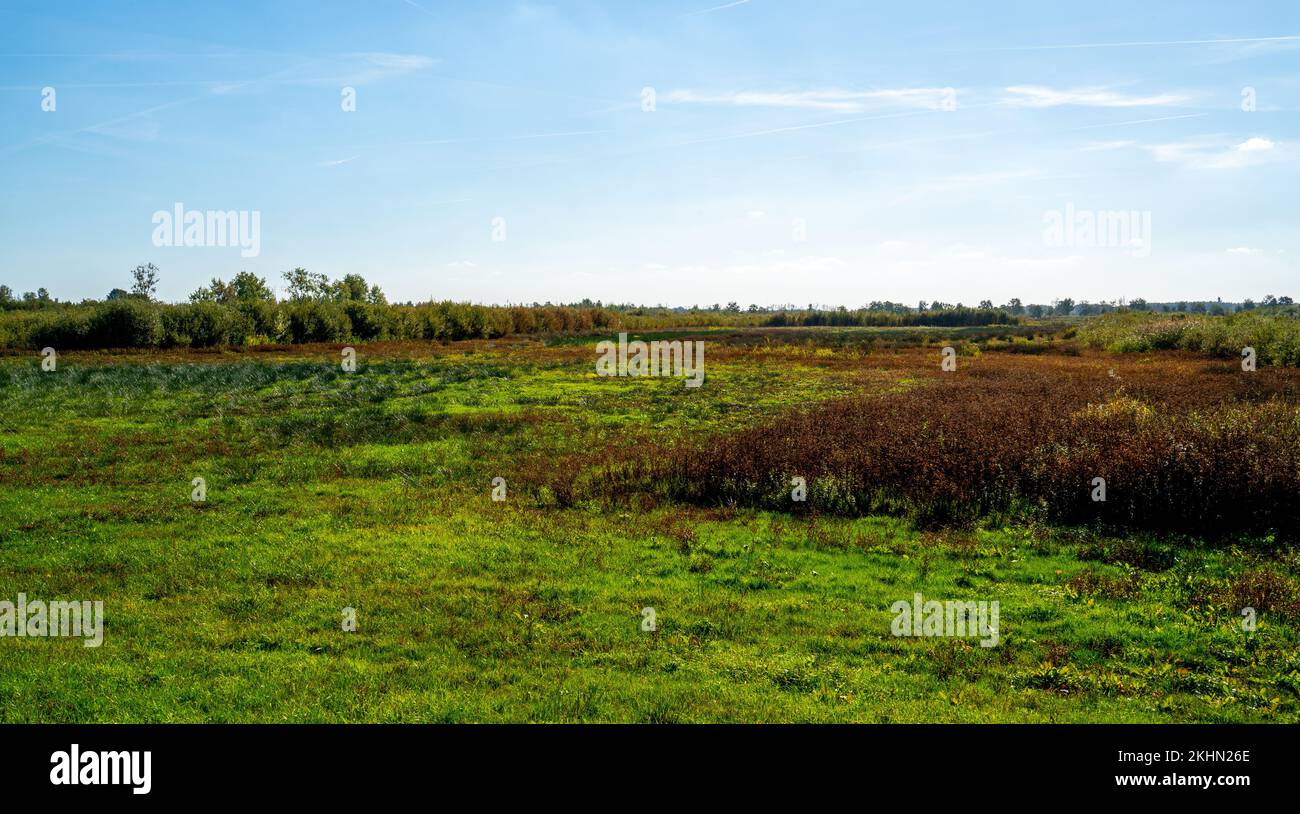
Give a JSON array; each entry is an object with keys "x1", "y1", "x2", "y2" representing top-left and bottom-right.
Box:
[
  {"x1": 1216, "y1": 569, "x2": 1300, "y2": 621},
  {"x1": 555, "y1": 352, "x2": 1299, "y2": 539},
  {"x1": 1065, "y1": 568, "x2": 1144, "y2": 600}
]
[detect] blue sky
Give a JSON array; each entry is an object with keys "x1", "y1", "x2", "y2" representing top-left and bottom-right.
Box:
[{"x1": 1, "y1": 0, "x2": 1297, "y2": 306}]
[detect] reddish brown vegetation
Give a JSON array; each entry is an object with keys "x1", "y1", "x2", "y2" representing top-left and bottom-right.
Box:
[
  {"x1": 556, "y1": 351, "x2": 1299, "y2": 539},
  {"x1": 1216, "y1": 569, "x2": 1300, "y2": 620}
]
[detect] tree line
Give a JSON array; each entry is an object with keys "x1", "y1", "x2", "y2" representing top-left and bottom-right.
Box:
[
  {"x1": 3, "y1": 264, "x2": 1290, "y2": 350},
  {"x1": 0, "y1": 266, "x2": 621, "y2": 350}
]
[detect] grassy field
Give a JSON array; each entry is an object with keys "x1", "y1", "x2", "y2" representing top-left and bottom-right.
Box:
[{"x1": 1, "y1": 327, "x2": 1298, "y2": 722}]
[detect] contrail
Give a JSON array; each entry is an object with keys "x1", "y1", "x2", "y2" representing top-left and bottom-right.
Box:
[
  {"x1": 400, "y1": 0, "x2": 439, "y2": 18},
  {"x1": 993, "y1": 34, "x2": 1300, "y2": 51},
  {"x1": 0, "y1": 60, "x2": 319, "y2": 155},
  {"x1": 683, "y1": 0, "x2": 753, "y2": 17},
  {"x1": 504, "y1": 129, "x2": 611, "y2": 140},
  {"x1": 1062, "y1": 112, "x2": 1208, "y2": 130}
]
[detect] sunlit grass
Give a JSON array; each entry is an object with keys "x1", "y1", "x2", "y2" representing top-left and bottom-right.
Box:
[{"x1": 0, "y1": 337, "x2": 1296, "y2": 722}]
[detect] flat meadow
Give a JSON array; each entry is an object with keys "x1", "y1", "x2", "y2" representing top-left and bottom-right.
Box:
[{"x1": 1, "y1": 325, "x2": 1298, "y2": 722}]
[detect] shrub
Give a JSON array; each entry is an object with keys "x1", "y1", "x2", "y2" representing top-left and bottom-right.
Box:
[
  {"x1": 161, "y1": 303, "x2": 251, "y2": 347},
  {"x1": 236, "y1": 299, "x2": 279, "y2": 340},
  {"x1": 342, "y1": 300, "x2": 391, "y2": 341},
  {"x1": 84, "y1": 299, "x2": 163, "y2": 348},
  {"x1": 0, "y1": 297, "x2": 623, "y2": 349},
  {"x1": 1081, "y1": 311, "x2": 1300, "y2": 366},
  {"x1": 284, "y1": 301, "x2": 351, "y2": 343},
  {"x1": 27, "y1": 309, "x2": 89, "y2": 349}
]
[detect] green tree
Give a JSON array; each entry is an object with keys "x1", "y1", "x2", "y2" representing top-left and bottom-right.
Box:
[
  {"x1": 190, "y1": 278, "x2": 236, "y2": 304},
  {"x1": 130, "y1": 263, "x2": 160, "y2": 299},
  {"x1": 332, "y1": 273, "x2": 370, "y2": 302},
  {"x1": 282, "y1": 268, "x2": 329, "y2": 301},
  {"x1": 231, "y1": 271, "x2": 275, "y2": 302}
]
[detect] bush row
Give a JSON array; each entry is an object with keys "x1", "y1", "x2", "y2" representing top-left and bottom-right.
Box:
[
  {"x1": 1080, "y1": 310, "x2": 1300, "y2": 366},
  {"x1": 0, "y1": 300, "x2": 624, "y2": 349},
  {"x1": 766, "y1": 307, "x2": 1018, "y2": 328}
]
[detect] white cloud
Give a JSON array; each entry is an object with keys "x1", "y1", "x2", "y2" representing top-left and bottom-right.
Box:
[
  {"x1": 1147, "y1": 135, "x2": 1281, "y2": 169},
  {"x1": 1082, "y1": 140, "x2": 1136, "y2": 151},
  {"x1": 996, "y1": 34, "x2": 1300, "y2": 52},
  {"x1": 665, "y1": 87, "x2": 957, "y2": 112},
  {"x1": 1003, "y1": 85, "x2": 1186, "y2": 108},
  {"x1": 1237, "y1": 136, "x2": 1275, "y2": 152},
  {"x1": 1227, "y1": 247, "x2": 1260, "y2": 254}
]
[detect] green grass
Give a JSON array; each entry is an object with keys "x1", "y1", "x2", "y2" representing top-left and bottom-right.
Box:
[
  {"x1": 1079, "y1": 309, "x2": 1300, "y2": 365},
  {"x1": 1, "y1": 337, "x2": 1297, "y2": 722}
]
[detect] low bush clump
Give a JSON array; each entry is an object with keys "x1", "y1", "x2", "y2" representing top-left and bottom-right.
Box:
[{"x1": 565, "y1": 354, "x2": 1300, "y2": 539}]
